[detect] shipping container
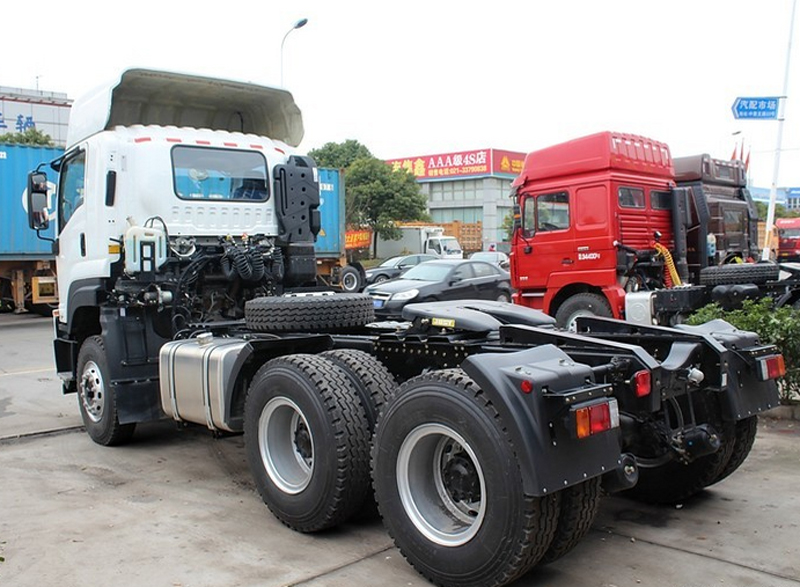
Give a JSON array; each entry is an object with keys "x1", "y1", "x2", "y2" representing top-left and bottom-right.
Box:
[
  {"x1": 312, "y1": 168, "x2": 366, "y2": 292},
  {"x1": 0, "y1": 144, "x2": 62, "y2": 257},
  {"x1": 0, "y1": 143, "x2": 63, "y2": 312},
  {"x1": 316, "y1": 168, "x2": 344, "y2": 258}
]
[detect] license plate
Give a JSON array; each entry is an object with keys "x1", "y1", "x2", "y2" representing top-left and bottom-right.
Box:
[{"x1": 373, "y1": 299, "x2": 384, "y2": 309}]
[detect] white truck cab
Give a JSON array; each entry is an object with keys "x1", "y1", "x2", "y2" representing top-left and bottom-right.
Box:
[{"x1": 27, "y1": 69, "x2": 323, "y2": 417}]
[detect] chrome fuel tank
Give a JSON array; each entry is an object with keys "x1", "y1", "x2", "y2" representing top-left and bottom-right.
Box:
[{"x1": 159, "y1": 334, "x2": 253, "y2": 432}]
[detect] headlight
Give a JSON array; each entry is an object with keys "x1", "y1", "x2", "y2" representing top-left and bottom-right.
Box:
[{"x1": 391, "y1": 289, "x2": 419, "y2": 301}]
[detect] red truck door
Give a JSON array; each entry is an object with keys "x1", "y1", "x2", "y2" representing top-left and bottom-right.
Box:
[{"x1": 516, "y1": 191, "x2": 574, "y2": 292}]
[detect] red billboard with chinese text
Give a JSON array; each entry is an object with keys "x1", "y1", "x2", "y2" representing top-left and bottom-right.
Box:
[{"x1": 386, "y1": 148, "x2": 526, "y2": 181}]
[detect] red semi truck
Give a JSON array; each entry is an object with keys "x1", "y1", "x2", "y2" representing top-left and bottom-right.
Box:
[
  {"x1": 509, "y1": 131, "x2": 789, "y2": 328},
  {"x1": 776, "y1": 217, "x2": 800, "y2": 262}
]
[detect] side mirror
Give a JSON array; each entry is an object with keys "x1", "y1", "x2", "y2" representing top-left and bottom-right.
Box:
[{"x1": 27, "y1": 171, "x2": 50, "y2": 230}]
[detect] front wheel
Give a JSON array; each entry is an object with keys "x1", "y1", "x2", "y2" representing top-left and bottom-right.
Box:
[
  {"x1": 76, "y1": 336, "x2": 136, "y2": 446},
  {"x1": 372, "y1": 370, "x2": 559, "y2": 587},
  {"x1": 554, "y1": 293, "x2": 613, "y2": 331}
]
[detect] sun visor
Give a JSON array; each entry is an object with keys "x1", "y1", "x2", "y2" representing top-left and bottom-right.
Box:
[{"x1": 66, "y1": 68, "x2": 304, "y2": 149}]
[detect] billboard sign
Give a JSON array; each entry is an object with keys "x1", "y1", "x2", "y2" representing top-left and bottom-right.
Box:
[{"x1": 387, "y1": 148, "x2": 526, "y2": 181}]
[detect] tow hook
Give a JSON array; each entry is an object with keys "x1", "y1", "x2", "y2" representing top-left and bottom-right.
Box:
[{"x1": 601, "y1": 453, "x2": 639, "y2": 493}]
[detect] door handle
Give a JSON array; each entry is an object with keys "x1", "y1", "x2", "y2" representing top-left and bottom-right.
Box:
[
  {"x1": 80, "y1": 233, "x2": 86, "y2": 257},
  {"x1": 562, "y1": 258, "x2": 574, "y2": 265}
]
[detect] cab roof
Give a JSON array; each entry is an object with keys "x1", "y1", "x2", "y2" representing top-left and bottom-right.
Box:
[
  {"x1": 66, "y1": 68, "x2": 304, "y2": 149},
  {"x1": 513, "y1": 131, "x2": 674, "y2": 188}
]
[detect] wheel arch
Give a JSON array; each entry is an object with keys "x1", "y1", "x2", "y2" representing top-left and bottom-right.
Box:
[{"x1": 548, "y1": 283, "x2": 604, "y2": 318}]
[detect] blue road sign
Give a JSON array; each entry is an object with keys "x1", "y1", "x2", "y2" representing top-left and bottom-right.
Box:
[{"x1": 732, "y1": 96, "x2": 781, "y2": 120}]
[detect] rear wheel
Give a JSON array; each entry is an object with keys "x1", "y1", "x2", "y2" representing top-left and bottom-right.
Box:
[
  {"x1": 496, "y1": 291, "x2": 511, "y2": 303},
  {"x1": 320, "y1": 349, "x2": 395, "y2": 431},
  {"x1": 555, "y1": 293, "x2": 613, "y2": 331},
  {"x1": 372, "y1": 370, "x2": 559, "y2": 587},
  {"x1": 540, "y1": 477, "x2": 601, "y2": 564},
  {"x1": 625, "y1": 426, "x2": 735, "y2": 504},
  {"x1": 340, "y1": 265, "x2": 363, "y2": 293},
  {"x1": 244, "y1": 354, "x2": 371, "y2": 532},
  {"x1": 76, "y1": 336, "x2": 136, "y2": 446},
  {"x1": 708, "y1": 416, "x2": 758, "y2": 485}
]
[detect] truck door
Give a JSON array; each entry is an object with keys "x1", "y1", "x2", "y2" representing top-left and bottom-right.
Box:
[
  {"x1": 425, "y1": 237, "x2": 442, "y2": 257},
  {"x1": 54, "y1": 148, "x2": 89, "y2": 320},
  {"x1": 516, "y1": 191, "x2": 575, "y2": 291}
]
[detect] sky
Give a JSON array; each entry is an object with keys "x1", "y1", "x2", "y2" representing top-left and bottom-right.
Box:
[{"x1": 4, "y1": 0, "x2": 800, "y2": 189}]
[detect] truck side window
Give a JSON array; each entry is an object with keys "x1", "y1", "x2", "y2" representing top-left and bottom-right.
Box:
[
  {"x1": 537, "y1": 192, "x2": 569, "y2": 231},
  {"x1": 618, "y1": 187, "x2": 645, "y2": 208},
  {"x1": 651, "y1": 190, "x2": 672, "y2": 210},
  {"x1": 171, "y1": 146, "x2": 269, "y2": 202},
  {"x1": 521, "y1": 196, "x2": 537, "y2": 238},
  {"x1": 59, "y1": 151, "x2": 86, "y2": 229}
]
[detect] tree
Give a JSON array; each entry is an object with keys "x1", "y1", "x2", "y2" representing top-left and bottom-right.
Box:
[
  {"x1": 308, "y1": 139, "x2": 373, "y2": 169},
  {"x1": 754, "y1": 200, "x2": 800, "y2": 220},
  {"x1": 344, "y1": 158, "x2": 430, "y2": 256},
  {"x1": 0, "y1": 128, "x2": 54, "y2": 146},
  {"x1": 307, "y1": 140, "x2": 430, "y2": 256},
  {"x1": 500, "y1": 209, "x2": 515, "y2": 242}
]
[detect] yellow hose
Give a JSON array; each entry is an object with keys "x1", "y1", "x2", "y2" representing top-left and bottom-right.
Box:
[{"x1": 653, "y1": 242, "x2": 682, "y2": 287}]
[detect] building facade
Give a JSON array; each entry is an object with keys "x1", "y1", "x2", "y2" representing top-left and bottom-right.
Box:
[
  {"x1": 386, "y1": 148, "x2": 526, "y2": 250},
  {"x1": 0, "y1": 86, "x2": 72, "y2": 147}
]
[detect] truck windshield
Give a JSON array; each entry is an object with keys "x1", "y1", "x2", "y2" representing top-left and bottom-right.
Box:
[
  {"x1": 780, "y1": 229, "x2": 800, "y2": 238},
  {"x1": 172, "y1": 146, "x2": 269, "y2": 201},
  {"x1": 441, "y1": 237, "x2": 461, "y2": 254}
]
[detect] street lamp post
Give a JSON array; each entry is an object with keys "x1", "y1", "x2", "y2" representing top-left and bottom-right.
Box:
[{"x1": 280, "y1": 18, "x2": 309, "y2": 87}]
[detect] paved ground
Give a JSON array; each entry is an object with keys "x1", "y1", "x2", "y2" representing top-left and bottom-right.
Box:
[{"x1": 1, "y1": 313, "x2": 799, "y2": 587}]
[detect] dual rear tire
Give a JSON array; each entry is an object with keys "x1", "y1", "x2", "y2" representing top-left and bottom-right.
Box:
[
  {"x1": 372, "y1": 370, "x2": 598, "y2": 587},
  {"x1": 246, "y1": 362, "x2": 602, "y2": 587},
  {"x1": 244, "y1": 350, "x2": 395, "y2": 532}
]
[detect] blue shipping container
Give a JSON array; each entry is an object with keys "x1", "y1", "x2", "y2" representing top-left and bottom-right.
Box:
[
  {"x1": 316, "y1": 168, "x2": 345, "y2": 258},
  {"x1": 0, "y1": 143, "x2": 63, "y2": 258}
]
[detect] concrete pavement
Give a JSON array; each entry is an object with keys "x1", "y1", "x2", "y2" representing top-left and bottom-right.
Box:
[{"x1": 1, "y1": 313, "x2": 799, "y2": 587}]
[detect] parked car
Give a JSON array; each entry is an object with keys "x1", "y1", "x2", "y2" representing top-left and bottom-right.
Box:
[
  {"x1": 363, "y1": 254, "x2": 438, "y2": 285},
  {"x1": 469, "y1": 250, "x2": 510, "y2": 270},
  {"x1": 364, "y1": 258, "x2": 512, "y2": 319}
]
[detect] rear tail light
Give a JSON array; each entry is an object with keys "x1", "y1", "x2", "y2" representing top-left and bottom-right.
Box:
[
  {"x1": 573, "y1": 399, "x2": 619, "y2": 439},
  {"x1": 633, "y1": 370, "x2": 651, "y2": 397},
  {"x1": 758, "y1": 354, "x2": 786, "y2": 381}
]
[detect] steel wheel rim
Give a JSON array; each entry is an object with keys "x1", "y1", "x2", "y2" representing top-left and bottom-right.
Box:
[
  {"x1": 79, "y1": 360, "x2": 105, "y2": 423},
  {"x1": 566, "y1": 310, "x2": 594, "y2": 332},
  {"x1": 259, "y1": 397, "x2": 314, "y2": 494},
  {"x1": 342, "y1": 271, "x2": 359, "y2": 292},
  {"x1": 396, "y1": 423, "x2": 486, "y2": 547}
]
